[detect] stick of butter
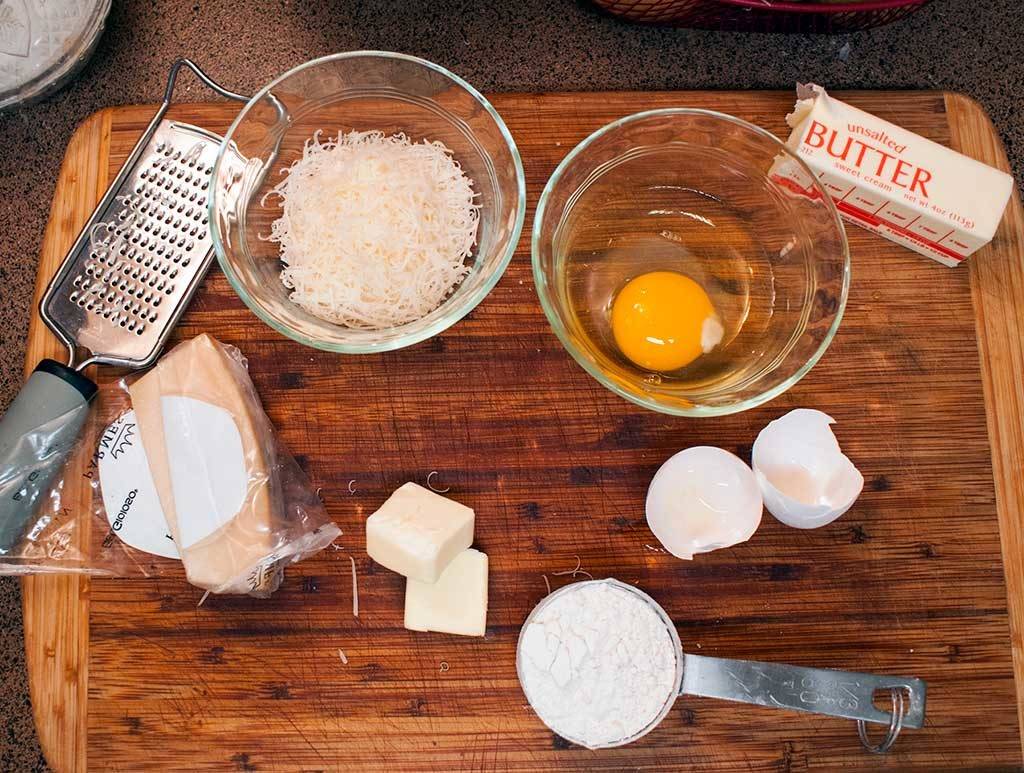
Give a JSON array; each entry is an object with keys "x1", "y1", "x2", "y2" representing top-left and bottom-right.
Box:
[
  {"x1": 769, "y1": 84, "x2": 1013, "y2": 266},
  {"x1": 128, "y1": 334, "x2": 276, "y2": 594},
  {"x1": 405, "y1": 548, "x2": 488, "y2": 637},
  {"x1": 366, "y1": 482, "x2": 474, "y2": 583}
]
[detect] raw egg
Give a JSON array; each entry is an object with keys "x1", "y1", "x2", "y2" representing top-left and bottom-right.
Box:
[{"x1": 610, "y1": 271, "x2": 723, "y2": 372}]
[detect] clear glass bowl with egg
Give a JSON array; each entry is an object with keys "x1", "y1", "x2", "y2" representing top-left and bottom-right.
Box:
[
  {"x1": 210, "y1": 51, "x2": 526, "y2": 353},
  {"x1": 532, "y1": 109, "x2": 849, "y2": 416}
]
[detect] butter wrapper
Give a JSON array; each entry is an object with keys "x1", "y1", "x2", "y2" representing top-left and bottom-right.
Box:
[{"x1": 769, "y1": 84, "x2": 1013, "y2": 266}]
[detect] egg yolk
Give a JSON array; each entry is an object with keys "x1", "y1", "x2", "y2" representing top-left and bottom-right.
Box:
[{"x1": 610, "y1": 271, "x2": 721, "y2": 372}]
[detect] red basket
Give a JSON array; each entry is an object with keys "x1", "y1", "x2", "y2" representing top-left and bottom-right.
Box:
[{"x1": 592, "y1": 0, "x2": 932, "y2": 32}]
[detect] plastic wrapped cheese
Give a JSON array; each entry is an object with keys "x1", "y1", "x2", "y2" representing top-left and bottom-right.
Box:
[{"x1": 128, "y1": 334, "x2": 339, "y2": 595}]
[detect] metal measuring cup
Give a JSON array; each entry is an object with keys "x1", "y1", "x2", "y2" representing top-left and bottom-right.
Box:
[{"x1": 516, "y1": 579, "x2": 925, "y2": 753}]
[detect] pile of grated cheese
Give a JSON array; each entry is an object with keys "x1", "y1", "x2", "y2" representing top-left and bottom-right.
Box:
[{"x1": 263, "y1": 130, "x2": 479, "y2": 329}]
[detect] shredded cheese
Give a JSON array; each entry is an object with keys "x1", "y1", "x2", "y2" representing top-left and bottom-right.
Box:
[
  {"x1": 426, "y1": 470, "x2": 450, "y2": 493},
  {"x1": 350, "y1": 555, "x2": 359, "y2": 618},
  {"x1": 550, "y1": 556, "x2": 594, "y2": 581},
  {"x1": 263, "y1": 130, "x2": 479, "y2": 329}
]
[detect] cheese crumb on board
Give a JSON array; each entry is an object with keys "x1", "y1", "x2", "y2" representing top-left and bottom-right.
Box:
[
  {"x1": 365, "y1": 482, "x2": 474, "y2": 583},
  {"x1": 349, "y1": 555, "x2": 359, "y2": 618},
  {"x1": 405, "y1": 548, "x2": 488, "y2": 637}
]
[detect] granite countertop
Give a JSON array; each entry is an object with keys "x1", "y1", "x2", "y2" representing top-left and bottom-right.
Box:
[{"x1": 1, "y1": 0, "x2": 1021, "y2": 769}]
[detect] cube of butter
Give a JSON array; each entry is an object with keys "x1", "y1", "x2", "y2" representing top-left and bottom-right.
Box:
[
  {"x1": 366, "y1": 482, "x2": 474, "y2": 583},
  {"x1": 405, "y1": 548, "x2": 488, "y2": 637}
]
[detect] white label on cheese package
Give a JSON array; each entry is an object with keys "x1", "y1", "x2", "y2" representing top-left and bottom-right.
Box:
[
  {"x1": 160, "y1": 396, "x2": 248, "y2": 549},
  {"x1": 98, "y1": 411, "x2": 180, "y2": 559}
]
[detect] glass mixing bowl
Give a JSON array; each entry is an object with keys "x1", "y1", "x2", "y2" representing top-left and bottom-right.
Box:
[
  {"x1": 532, "y1": 109, "x2": 849, "y2": 416},
  {"x1": 210, "y1": 52, "x2": 526, "y2": 353}
]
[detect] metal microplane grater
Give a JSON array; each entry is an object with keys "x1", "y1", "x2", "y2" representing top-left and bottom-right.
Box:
[
  {"x1": 0, "y1": 59, "x2": 250, "y2": 554},
  {"x1": 41, "y1": 120, "x2": 243, "y2": 369},
  {"x1": 42, "y1": 61, "x2": 248, "y2": 370}
]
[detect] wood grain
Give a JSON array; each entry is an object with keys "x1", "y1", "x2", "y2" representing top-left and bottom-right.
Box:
[
  {"x1": 21, "y1": 107, "x2": 111, "y2": 773},
  {"x1": 22, "y1": 92, "x2": 1023, "y2": 771},
  {"x1": 947, "y1": 92, "x2": 1024, "y2": 750}
]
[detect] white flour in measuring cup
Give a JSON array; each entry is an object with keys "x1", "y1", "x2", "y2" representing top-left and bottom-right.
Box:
[{"x1": 517, "y1": 580, "x2": 680, "y2": 748}]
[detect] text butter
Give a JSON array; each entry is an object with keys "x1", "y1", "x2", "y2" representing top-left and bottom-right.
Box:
[{"x1": 769, "y1": 85, "x2": 1013, "y2": 266}]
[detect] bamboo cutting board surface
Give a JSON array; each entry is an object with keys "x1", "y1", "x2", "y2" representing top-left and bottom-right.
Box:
[{"x1": 21, "y1": 92, "x2": 1024, "y2": 771}]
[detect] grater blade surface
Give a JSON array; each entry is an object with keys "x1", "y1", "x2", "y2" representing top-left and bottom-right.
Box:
[{"x1": 40, "y1": 119, "x2": 244, "y2": 369}]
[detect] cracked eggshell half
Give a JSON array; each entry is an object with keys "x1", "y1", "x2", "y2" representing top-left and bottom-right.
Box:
[
  {"x1": 752, "y1": 409, "x2": 864, "y2": 529},
  {"x1": 645, "y1": 447, "x2": 763, "y2": 560}
]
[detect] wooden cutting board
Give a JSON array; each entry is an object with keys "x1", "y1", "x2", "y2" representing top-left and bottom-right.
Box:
[{"x1": 21, "y1": 91, "x2": 1024, "y2": 771}]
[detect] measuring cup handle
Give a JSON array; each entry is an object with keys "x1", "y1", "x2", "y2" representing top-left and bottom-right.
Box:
[
  {"x1": 0, "y1": 361, "x2": 95, "y2": 554},
  {"x1": 680, "y1": 653, "x2": 926, "y2": 729}
]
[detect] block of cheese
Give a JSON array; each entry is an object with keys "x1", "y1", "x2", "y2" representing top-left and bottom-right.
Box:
[
  {"x1": 366, "y1": 482, "x2": 474, "y2": 583},
  {"x1": 405, "y1": 548, "x2": 488, "y2": 636},
  {"x1": 128, "y1": 334, "x2": 276, "y2": 593}
]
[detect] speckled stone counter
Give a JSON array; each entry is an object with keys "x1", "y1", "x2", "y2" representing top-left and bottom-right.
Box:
[{"x1": 1, "y1": 1, "x2": 1020, "y2": 769}]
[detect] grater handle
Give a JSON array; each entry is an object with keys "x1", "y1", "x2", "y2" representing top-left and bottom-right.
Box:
[
  {"x1": 0, "y1": 362, "x2": 97, "y2": 554},
  {"x1": 129, "y1": 60, "x2": 249, "y2": 190},
  {"x1": 164, "y1": 59, "x2": 250, "y2": 105}
]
